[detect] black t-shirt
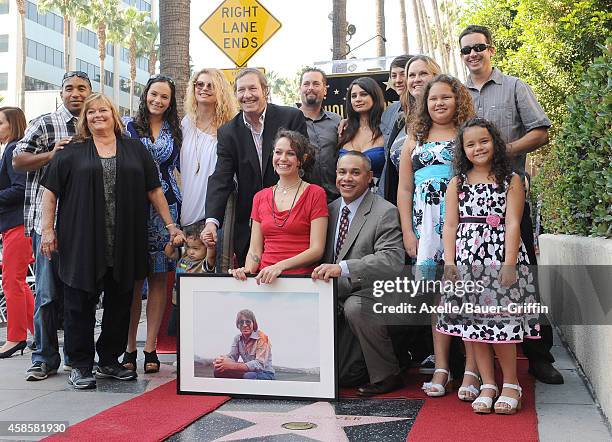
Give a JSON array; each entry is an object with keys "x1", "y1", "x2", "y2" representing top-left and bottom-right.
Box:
[{"x1": 42, "y1": 136, "x2": 160, "y2": 293}]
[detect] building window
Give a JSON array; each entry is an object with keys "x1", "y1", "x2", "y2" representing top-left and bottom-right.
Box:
[
  {"x1": 26, "y1": 39, "x2": 64, "y2": 69},
  {"x1": 25, "y1": 76, "x2": 61, "y2": 91},
  {"x1": 0, "y1": 35, "x2": 8, "y2": 52},
  {"x1": 26, "y1": 1, "x2": 63, "y2": 34},
  {"x1": 0, "y1": 73, "x2": 7, "y2": 91},
  {"x1": 0, "y1": 0, "x2": 8, "y2": 14},
  {"x1": 76, "y1": 58, "x2": 113, "y2": 87},
  {"x1": 123, "y1": 0, "x2": 151, "y2": 12}
]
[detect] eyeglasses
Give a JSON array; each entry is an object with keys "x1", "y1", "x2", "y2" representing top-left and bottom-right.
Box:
[
  {"x1": 460, "y1": 43, "x2": 491, "y2": 55},
  {"x1": 147, "y1": 74, "x2": 175, "y2": 86},
  {"x1": 194, "y1": 81, "x2": 213, "y2": 90},
  {"x1": 62, "y1": 71, "x2": 91, "y2": 86},
  {"x1": 238, "y1": 319, "x2": 252, "y2": 326}
]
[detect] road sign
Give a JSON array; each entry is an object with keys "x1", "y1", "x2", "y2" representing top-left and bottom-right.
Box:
[
  {"x1": 221, "y1": 67, "x2": 266, "y2": 88},
  {"x1": 200, "y1": 0, "x2": 282, "y2": 67}
]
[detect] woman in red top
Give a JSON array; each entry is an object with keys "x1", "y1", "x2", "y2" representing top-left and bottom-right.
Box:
[{"x1": 230, "y1": 130, "x2": 328, "y2": 284}]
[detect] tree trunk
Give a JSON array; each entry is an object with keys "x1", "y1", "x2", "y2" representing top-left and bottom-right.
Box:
[
  {"x1": 430, "y1": 0, "x2": 448, "y2": 72},
  {"x1": 16, "y1": 0, "x2": 26, "y2": 110},
  {"x1": 160, "y1": 0, "x2": 190, "y2": 118},
  {"x1": 148, "y1": 47, "x2": 157, "y2": 76},
  {"x1": 97, "y1": 21, "x2": 106, "y2": 94},
  {"x1": 129, "y1": 34, "x2": 136, "y2": 116},
  {"x1": 399, "y1": 0, "x2": 409, "y2": 54},
  {"x1": 63, "y1": 15, "x2": 70, "y2": 72},
  {"x1": 332, "y1": 0, "x2": 347, "y2": 60},
  {"x1": 375, "y1": 0, "x2": 385, "y2": 57},
  {"x1": 443, "y1": 0, "x2": 459, "y2": 77},
  {"x1": 418, "y1": 0, "x2": 433, "y2": 56},
  {"x1": 411, "y1": 0, "x2": 423, "y2": 53}
]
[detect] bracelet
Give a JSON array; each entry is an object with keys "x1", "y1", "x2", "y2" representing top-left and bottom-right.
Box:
[{"x1": 165, "y1": 223, "x2": 177, "y2": 229}]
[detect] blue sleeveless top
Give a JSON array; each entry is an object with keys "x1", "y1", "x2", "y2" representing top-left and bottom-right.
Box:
[{"x1": 339, "y1": 146, "x2": 385, "y2": 178}]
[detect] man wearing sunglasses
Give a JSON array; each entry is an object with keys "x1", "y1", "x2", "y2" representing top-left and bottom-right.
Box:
[
  {"x1": 459, "y1": 25, "x2": 562, "y2": 385},
  {"x1": 12, "y1": 71, "x2": 92, "y2": 382}
]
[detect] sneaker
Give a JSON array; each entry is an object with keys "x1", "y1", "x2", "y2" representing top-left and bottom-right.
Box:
[
  {"x1": 68, "y1": 368, "x2": 97, "y2": 390},
  {"x1": 27, "y1": 341, "x2": 37, "y2": 351},
  {"x1": 419, "y1": 355, "x2": 436, "y2": 375},
  {"x1": 25, "y1": 362, "x2": 57, "y2": 381},
  {"x1": 96, "y1": 363, "x2": 138, "y2": 380},
  {"x1": 63, "y1": 364, "x2": 72, "y2": 372}
]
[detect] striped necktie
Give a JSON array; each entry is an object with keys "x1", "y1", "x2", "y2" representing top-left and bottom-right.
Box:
[{"x1": 334, "y1": 206, "x2": 350, "y2": 262}]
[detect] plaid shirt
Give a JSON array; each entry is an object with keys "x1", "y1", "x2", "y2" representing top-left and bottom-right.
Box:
[{"x1": 13, "y1": 104, "x2": 77, "y2": 236}]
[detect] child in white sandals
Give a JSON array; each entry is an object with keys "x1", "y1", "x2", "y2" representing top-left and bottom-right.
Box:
[{"x1": 441, "y1": 118, "x2": 540, "y2": 414}]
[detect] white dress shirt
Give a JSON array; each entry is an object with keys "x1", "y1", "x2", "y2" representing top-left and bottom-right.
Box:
[{"x1": 334, "y1": 189, "x2": 368, "y2": 277}]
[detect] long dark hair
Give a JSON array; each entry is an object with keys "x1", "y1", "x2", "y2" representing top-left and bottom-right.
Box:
[
  {"x1": 133, "y1": 75, "x2": 182, "y2": 149},
  {"x1": 338, "y1": 77, "x2": 384, "y2": 147},
  {"x1": 410, "y1": 74, "x2": 475, "y2": 142},
  {"x1": 454, "y1": 117, "x2": 511, "y2": 187}
]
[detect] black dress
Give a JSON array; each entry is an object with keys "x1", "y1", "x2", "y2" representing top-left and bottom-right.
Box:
[{"x1": 41, "y1": 136, "x2": 161, "y2": 294}]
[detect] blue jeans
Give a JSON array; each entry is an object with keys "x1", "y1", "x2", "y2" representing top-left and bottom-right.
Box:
[
  {"x1": 243, "y1": 371, "x2": 275, "y2": 380},
  {"x1": 31, "y1": 232, "x2": 66, "y2": 369}
]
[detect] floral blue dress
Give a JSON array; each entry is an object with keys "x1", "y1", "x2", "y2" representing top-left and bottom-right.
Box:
[
  {"x1": 123, "y1": 117, "x2": 181, "y2": 273},
  {"x1": 402, "y1": 140, "x2": 454, "y2": 268}
]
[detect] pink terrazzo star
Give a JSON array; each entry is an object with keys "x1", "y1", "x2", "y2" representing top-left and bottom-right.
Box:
[{"x1": 214, "y1": 401, "x2": 407, "y2": 441}]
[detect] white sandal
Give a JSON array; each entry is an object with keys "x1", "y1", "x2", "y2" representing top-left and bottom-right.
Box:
[
  {"x1": 422, "y1": 368, "x2": 452, "y2": 397},
  {"x1": 494, "y1": 383, "x2": 522, "y2": 414},
  {"x1": 472, "y1": 384, "x2": 499, "y2": 414},
  {"x1": 458, "y1": 370, "x2": 481, "y2": 402}
]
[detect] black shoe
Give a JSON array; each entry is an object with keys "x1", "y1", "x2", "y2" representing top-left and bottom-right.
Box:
[
  {"x1": 68, "y1": 368, "x2": 97, "y2": 390},
  {"x1": 529, "y1": 360, "x2": 564, "y2": 384},
  {"x1": 121, "y1": 350, "x2": 137, "y2": 371},
  {"x1": 25, "y1": 361, "x2": 58, "y2": 381},
  {"x1": 357, "y1": 374, "x2": 403, "y2": 397},
  {"x1": 96, "y1": 363, "x2": 138, "y2": 380},
  {"x1": 28, "y1": 341, "x2": 37, "y2": 351},
  {"x1": 0, "y1": 341, "x2": 27, "y2": 358}
]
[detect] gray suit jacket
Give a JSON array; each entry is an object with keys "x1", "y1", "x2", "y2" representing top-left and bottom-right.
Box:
[{"x1": 325, "y1": 191, "x2": 405, "y2": 300}]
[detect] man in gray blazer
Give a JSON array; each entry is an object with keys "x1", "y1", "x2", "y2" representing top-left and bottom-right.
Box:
[{"x1": 312, "y1": 151, "x2": 405, "y2": 396}]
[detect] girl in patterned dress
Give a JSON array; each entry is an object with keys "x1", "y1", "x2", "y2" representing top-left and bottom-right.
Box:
[
  {"x1": 122, "y1": 75, "x2": 183, "y2": 374},
  {"x1": 442, "y1": 118, "x2": 539, "y2": 414},
  {"x1": 397, "y1": 75, "x2": 475, "y2": 398}
]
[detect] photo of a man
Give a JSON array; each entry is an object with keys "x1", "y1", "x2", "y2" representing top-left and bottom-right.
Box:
[{"x1": 213, "y1": 309, "x2": 275, "y2": 380}]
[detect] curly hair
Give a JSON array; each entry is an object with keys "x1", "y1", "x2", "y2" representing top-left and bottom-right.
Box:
[
  {"x1": 454, "y1": 117, "x2": 512, "y2": 188},
  {"x1": 338, "y1": 77, "x2": 384, "y2": 148},
  {"x1": 410, "y1": 74, "x2": 475, "y2": 142},
  {"x1": 184, "y1": 68, "x2": 238, "y2": 129},
  {"x1": 133, "y1": 75, "x2": 182, "y2": 150},
  {"x1": 273, "y1": 129, "x2": 315, "y2": 174},
  {"x1": 399, "y1": 55, "x2": 441, "y2": 126}
]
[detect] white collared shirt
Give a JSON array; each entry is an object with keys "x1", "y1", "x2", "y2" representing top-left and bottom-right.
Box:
[
  {"x1": 242, "y1": 106, "x2": 267, "y2": 171},
  {"x1": 334, "y1": 189, "x2": 368, "y2": 277}
]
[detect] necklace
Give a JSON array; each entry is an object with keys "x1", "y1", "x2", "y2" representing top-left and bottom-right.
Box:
[
  {"x1": 194, "y1": 122, "x2": 214, "y2": 175},
  {"x1": 276, "y1": 179, "x2": 302, "y2": 195},
  {"x1": 272, "y1": 180, "x2": 302, "y2": 228}
]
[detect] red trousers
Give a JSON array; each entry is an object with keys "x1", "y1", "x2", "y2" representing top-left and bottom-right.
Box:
[{"x1": 2, "y1": 225, "x2": 34, "y2": 341}]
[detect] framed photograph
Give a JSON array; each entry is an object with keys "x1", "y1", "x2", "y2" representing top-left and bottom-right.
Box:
[{"x1": 177, "y1": 274, "x2": 337, "y2": 400}]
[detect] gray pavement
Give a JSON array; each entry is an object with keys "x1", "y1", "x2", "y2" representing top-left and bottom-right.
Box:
[{"x1": 0, "y1": 308, "x2": 610, "y2": 441}]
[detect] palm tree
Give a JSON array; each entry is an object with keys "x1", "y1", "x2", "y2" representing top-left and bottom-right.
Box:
[
  {"x1": 77, "y1": 0, "x2": 122, "y2": 94},
  {"x1": 37, "y1": 0, "x2": 86, "y2": 72},
  {"x1": 430, "y1": 0, "x2": 449, "y2": 72},
  {"x1": 159, "y1": 0, "x2": 190, "y2": 117},
  {"x1": 399, "y1": 0, "x2": 409, "y2": 54},
  {"x1": 411, "y1": 0, "x2": 423, "y2": 53},
  {"x1": 375, "y1": 0, "x2": 385, "y2": 57},
  {"x1": 15, "y1": 0, "x2": 26, "y2": 109},
  {"x1": 332, "y1": 0, "x2": 347, "y2": 60},
  {"x1": 123, "y1": 7, "x2": 158, "y2": 115},
  {"x1": 418, "y1": 0, "x2": 433, "y2": 56}
]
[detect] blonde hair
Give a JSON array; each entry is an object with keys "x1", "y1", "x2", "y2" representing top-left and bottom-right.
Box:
[
  {"x1": 183, "y1": 68, "x2": 237, "y2": 130},
  {"x1": 76, "y1": 93, "x2": 124, "y2": 140},
  {"x1": 400, "y1": 55, "x2": 442, "y2": 126}
]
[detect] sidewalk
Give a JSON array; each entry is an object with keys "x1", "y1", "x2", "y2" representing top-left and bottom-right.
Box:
[{"x1": 0, "y1": 307, "x2": 610, "y2": 441}]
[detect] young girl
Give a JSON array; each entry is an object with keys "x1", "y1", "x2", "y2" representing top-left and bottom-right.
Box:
[
  {"x1": 397, "y1": 74, "x2": 477, "y2": 399},
  {"x1": 443, "y1": 118, "x2": 539, "y2": 414}
]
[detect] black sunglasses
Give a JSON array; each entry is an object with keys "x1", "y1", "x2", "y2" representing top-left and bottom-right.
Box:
[
  {"x1": 62, "y1": 71, "x2": 91, "y2": 86},
  {"x1": 460, "y1": 43, "x2": 491, "y2": 55},
  {"x1": 238, "y1": 319, "x2": 252, "y2": 326},
  {"x1": 148, "y1": 74, "x2": 175, "y2": 86}
]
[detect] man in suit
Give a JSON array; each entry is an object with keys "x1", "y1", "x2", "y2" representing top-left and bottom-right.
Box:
[
  {"x1": 312, "y1": 151, "x2": 405, "y2": 396},
  {"x1": 202, "y1": 68, "x2": 308, "y2": 265}
]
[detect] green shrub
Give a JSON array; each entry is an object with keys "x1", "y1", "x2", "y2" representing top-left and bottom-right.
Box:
[{"x1": 534, "y1": 40, "x2": 612, "y2": 237}]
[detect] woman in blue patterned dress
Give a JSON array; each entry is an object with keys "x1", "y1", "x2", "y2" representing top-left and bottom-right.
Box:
[
  {"x1": 122, "y1": 75, "x2": 182, "y2": 373},
  {"x1": 397, "y1": 75, "x2": 476, "y2": 398}
]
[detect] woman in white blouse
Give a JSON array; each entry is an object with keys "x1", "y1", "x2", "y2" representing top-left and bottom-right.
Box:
[{"x1": 181, "y1": 68, "x2": 237, "y2": 228}]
